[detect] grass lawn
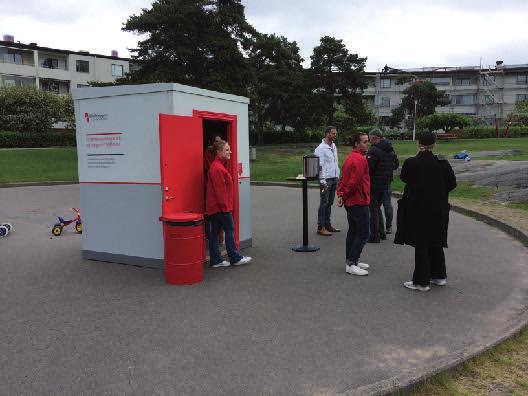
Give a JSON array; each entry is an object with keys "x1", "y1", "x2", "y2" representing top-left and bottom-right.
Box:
[{"x1": 0, "y1": 148, "x2": 78, "y2": 183}]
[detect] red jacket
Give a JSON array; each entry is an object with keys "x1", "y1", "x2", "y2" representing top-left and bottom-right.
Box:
[
  {"x1": 206, "y1": 158, "x2": 233, "y2": 215},
  {"x1": 337, "y1": 150, "x2": 370, "y2": 206}
]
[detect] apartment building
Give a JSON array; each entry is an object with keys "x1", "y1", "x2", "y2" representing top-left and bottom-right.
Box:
[
  {"x1": 364, "y1": 63, "x2": 528, "y2": 125},
  {"x1": 0, "y1": 35, "x2": 133, "y2": 94}
]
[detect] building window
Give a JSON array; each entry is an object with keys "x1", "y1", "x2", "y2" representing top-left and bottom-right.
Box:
[
  {"x1": 381, "y1": 78, "x2": 391, "y2": 88},
  {"x1": 430, "y1": 77, "x2": 450, "y2": 86},
  {"x1": 77, "y1": 84, "x2": 90, "y2": 88},
  {"x1": 111, "y1": 64, "x2": 123, "y2": 77},
  {"x1": 1, "y1": 74, "x2": 36, "y2": 87},
  {"x1": 380, "y1": 97, "x2": 390, "y2": 107},
  {"x1": 40, "y1": 57, "x2": 59, "y2": 69},
  {"x1": 366, "y1": 78, "x2": 376, "y2": 88},
  {"x1": 452, "y1": 95, "x2": 475, "y2": 105},
  {"x1": 0, "y1": 48, "x2": 34, "y2": 66},
  {"x1": 484, "y1": 95, "x2": 494, "y2": 104},
  {"x1": 481, "y1": 76, "x2": 495, "y2": 86},
  {"x1": 516, "y1": 94, "x2": 528, "y2": 104},
  {"x1": 517, "y1": 74, "x2": 528, "y2": 84},
  {"x1": 76, "y1": 60, "x2": 89, "y2": 73},
  {"x1": 40, "y1": 79, "x2": 70, "y2": 94},
  {"x1": 454, "y1": 77, "x2": 472, "y2": 86}
]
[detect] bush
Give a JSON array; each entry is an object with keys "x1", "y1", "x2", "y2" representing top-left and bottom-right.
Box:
[
  {"x1": 0, "y1": 131, "x2": 76, "y2": 147},
  {"x1": 416, "y1": 113, "x2": 472, "y2": 132},
  {"x1": 457, "y1": 126, "x2": 528, "y2": 139},
  {"x1": 250, "y1": 129, "x2": 321, "y2": 145},
  {"x1": 0, "y1": 86, "x2": 74, "y2": 133}
]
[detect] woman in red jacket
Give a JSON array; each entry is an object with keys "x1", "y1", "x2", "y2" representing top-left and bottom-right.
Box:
[
  {"x1": 337, "y1": 133, "x2": 371, "y2": 276},
  {"x1": 206, "y1": 139, "x2": 252, "y2": 268}
]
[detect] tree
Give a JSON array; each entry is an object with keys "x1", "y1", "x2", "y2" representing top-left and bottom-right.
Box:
[
  {"x1": 122, "y1": 0, "x2": 255, "y2": 95},
  {"x1": 390, "y1": 80, "x2": 449, "y2": 126},
  {"x1": 309, "y1": 36, "x2": 367, "y2": 126},
  {"x1": 247, "y1": 33, "x2": 311, "y2": 143},
  {"x1": 416, "y1": 113, "x2": 472, "y2": 132},
  {"x1": 512, "y1": 100, "x2": 528, "y2": 125}
]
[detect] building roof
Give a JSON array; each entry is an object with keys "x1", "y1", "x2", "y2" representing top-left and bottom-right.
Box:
[
  {"x1": 0, "y1": 40, "x2": 131, "y2": 62},
  {"x1": 366, "y1": 63, "x2": 528, "y2": 75}
]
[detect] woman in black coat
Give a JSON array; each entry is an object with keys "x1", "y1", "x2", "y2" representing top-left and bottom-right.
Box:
[{"x1": 394, "y1": 132, "x2": 457, "y2": 291}]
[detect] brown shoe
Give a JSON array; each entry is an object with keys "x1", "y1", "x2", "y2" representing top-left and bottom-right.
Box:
[
  {"x1": 317, "y1": 227, "x2": 332, "y2": 236},
  {"x1": 327, "y1": 225, "x2": 341, "y2": 232}
]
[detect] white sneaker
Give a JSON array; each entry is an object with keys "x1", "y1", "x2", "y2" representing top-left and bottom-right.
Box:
[
  {"x1": 430, "y1": 278, "x2": 447, "y2": 286},
  {"x1": 346, "y1": 264, "x2": 368, "y2": 276},
  {"x1": 358, "y1": 262, "x2": 370, "y2": 270},
  {"x1": 212, "y1": 260, "x2": 230, "y2": 268},
  {"x1": 233, "y1": 256, "x2": 252, "y2": 266},
  {"x1": 403, "y1": 281, "x2": 430, "y2": 292}
]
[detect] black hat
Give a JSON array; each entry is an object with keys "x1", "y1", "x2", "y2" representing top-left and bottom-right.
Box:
[
  {"x1": 369, "y1": 128, "x2": 383, "y2": 137},
  {"x1": 419, "y1": 132, "x2": 436, "y2": 146}
]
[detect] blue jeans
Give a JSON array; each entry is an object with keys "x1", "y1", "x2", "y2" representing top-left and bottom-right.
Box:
[
  {"x1": 318, "y1": 177, "x2": 337, "y2": 227},
  {"x1": 382, "y1": 185, "x2": 393, "y2": 229},
  {"x1": 208, "y1": 212, "x2": 243, "y2": 266},
  {"x1": 345, "y1": 205, "x2": 370, "y2": 265}
]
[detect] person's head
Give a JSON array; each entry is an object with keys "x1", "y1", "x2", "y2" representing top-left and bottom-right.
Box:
[
  {"x1": 325, "y1": 126, "x2": 337, "y2": 142},
  {"x1": 213, "y1": 139, "x2": 231, "y2": 160},
  {"x1": 368, "y1": 128, "x2": 383, "y2": 145},
  {"x1": 418, "y1": 132, "x2": 436, "y2": 152},
  {"x1": 351, "y1": 133, "x2": 369, "y2": 154},
  {"x1": 208, "y1": 135, "x2": 222, "y2": 146}
]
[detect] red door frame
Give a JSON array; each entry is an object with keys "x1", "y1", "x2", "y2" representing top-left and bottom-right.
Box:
[{"x1": 193, "y1": 110, "x2": 240, "y2": 247}]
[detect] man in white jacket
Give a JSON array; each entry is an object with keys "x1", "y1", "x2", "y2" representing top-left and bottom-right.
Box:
[{"x1": 314, "y1": 126, "x2": 341, "y2": 236}]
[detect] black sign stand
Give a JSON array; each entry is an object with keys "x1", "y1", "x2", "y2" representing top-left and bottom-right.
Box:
[{"x1": 292, "y1": 177, "x2": 319, "y2": 252}]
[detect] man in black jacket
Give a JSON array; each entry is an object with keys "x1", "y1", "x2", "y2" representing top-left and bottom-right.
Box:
[
  {"x1": 394, "y1": 132, "x2": 457, "y2": 292},
  {"x1": 367, "y1": 129, "x2": 398, "y2": 243}
]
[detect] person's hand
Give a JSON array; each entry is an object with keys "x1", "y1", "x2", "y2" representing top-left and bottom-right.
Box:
[
  {"x1": 337, "y1": 196, "x2": 344, "y2": 207},
  {"x1": 321, "y1": 184, "x2": 328, "y2": 193}
]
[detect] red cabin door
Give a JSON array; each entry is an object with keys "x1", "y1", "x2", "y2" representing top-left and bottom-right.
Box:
[{"x1": 159, "y1": 114, "x2": 203, "y2": 217}]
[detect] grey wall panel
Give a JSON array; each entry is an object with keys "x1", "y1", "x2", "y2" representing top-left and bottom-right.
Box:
[
  {"x1": 80, "y1": 184, "x2": 163, "y2": 260},
  {"x1": 238, "y1": 179, "x2": 252, "y2": 245}
]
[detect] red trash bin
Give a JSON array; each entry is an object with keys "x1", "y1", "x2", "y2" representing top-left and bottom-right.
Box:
[{"x1": 160, "y1": 212, "x2": 205, "y2": 285}]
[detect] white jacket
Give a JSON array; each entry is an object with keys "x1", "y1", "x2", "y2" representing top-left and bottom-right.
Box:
[{"x1": 314, "y1": 139, "x2": 339, "y2": 185}]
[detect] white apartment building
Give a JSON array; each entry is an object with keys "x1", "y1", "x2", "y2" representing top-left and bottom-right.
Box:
[
  {"x1": 0, "y1": 35, "x2": 133, "y2": 94},
  {"x1": 364, "y1": 63, "x2": 528, "y2": 125}
]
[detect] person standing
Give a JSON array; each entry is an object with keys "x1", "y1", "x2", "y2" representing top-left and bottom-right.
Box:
[
  {"x1": 206, "y1": 139, "x2": 252, "y2": 268},
  {"x1": 337, "y1": 133, "x2": 371, "y2": 276},
  {"x1": 366, "y1": 129, "x2": 398, "y2": 243},
  {"x1": 314, "y1": 126, "x2": 340, "y2": 236},
  {"x1": 394, "y1": 132, "x2": 457, "y2": 291}
]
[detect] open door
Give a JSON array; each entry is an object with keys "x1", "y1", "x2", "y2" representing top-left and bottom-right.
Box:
[{"x1": 159, "y1": 114, "x2": 203, "y2": 217}]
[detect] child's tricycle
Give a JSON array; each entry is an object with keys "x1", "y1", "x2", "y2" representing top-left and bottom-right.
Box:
[
  {"x1": 0, "y1": 222, "x2": 13, "y2": 237},
  {"x1": 52, "y1": 208, "x2": 82, "y2": 236}
]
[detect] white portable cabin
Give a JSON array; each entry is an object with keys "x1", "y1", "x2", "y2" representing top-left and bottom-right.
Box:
[{"x1": 73, "y1": 83, "x2": 252, "y2": 268}]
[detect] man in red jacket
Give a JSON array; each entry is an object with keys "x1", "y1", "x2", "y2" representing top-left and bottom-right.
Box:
[{"x1": 337, "y1": 133, "x2": 371, "y2": 276}]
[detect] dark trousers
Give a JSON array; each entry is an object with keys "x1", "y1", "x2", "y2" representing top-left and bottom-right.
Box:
[
  {"x1": 413, "y1": 245, "x2": 447, "y2": 286},
  {"x1": 382, "y1": 186, "x2": 393, "y2": 229},
  {"x1": 345, "y1": 205, "x2": 370, "y2": 265},
  {"x1": 369, "y1": 190, "x2": 385, "y2": 241},
  {"x1": 209, "y1": 212, "x2": 243, "y2": 266},
  {"x1": 318, "y1": 177, "x2": 337, "y2": 227}
]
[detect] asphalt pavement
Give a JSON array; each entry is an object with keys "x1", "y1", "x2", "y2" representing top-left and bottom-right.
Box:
[{"x1": 1, "y1": 184, "x2": 527, "y2": 395}]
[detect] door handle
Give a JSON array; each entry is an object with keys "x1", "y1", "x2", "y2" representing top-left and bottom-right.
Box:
[{"x1": 165, "y1": 196, "x2": 175, "y2": 201}]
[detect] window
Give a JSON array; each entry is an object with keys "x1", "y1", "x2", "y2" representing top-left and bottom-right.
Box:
[
  {"x1": 516, "y1": 94, "x2": 528, "y2": 104},
  {"x1": 430, "y1": 77, "x2": 450, "y2": 86},
  {"x1": 111, "y1": 64, "x2": 123, "y2": 77},
  {"x1": 517, "y1": 74, "x2": 528, "y2": 84},
  {"x1": 366, "y1": 78, "x2": 376, "y2": 88},
  {"x1": 454, "y1": 77, "x2": 472, "y2": 86},
  {"x1": 1, "y1": 74, "x2": 36, "y2": 87},
  {"x1": 77, "y1": 84, "x2": 90, "y2": 88},
  {"x1": 40, "y1": 79, "x2": 70, "y2": 94},
  {"x1": 481, "y1": 76, "x2": 495, "y2": 86},
  {"x1": 381, "y1": 78, "x2": 391, "y2": 88},
  {"x1": 484, "y1": 95, "x2": 494, "y2": 104},
  {"x1": 40, "y1": 57, "x2": 59, "y2": 69},
  {"x1": 380, "y1": 97, "x2": 390, "y2": 107},
  {"x1": 76, "y1": 60, "x2": 89, "y2": 73},
  {"x1": 0, "y1": 48, "x2": 34, "y2": 65},
  {"x1": 452, "y1": 95, "x2": 475, "y2": 105}
]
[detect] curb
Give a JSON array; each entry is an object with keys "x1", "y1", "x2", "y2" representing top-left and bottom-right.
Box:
[
  {"x1": 252, "y1": 181, "x2": 528, "y2": 395},
  {"x1": 0, "y1": 181, "x2": 78, "y2": 189}
]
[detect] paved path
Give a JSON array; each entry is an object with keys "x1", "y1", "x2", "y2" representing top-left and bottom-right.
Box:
[{"x1": 1, "y1": 185, "x2": 527, "y2": 395}]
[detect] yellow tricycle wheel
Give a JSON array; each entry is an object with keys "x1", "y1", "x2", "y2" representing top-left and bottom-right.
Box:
[
  {"x1": 75, "y1": 223, "x2": 82, "y2": 234},
  {"x1": 52, "y1": 225, "x2": 63, "y2": 236}
]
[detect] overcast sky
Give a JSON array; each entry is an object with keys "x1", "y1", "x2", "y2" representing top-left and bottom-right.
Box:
[{"x1": 1, "y1": 0, "x2": 527, "y2": 71}]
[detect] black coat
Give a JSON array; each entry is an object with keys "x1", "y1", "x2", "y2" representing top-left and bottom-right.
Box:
[
  {"x1": 394, "y1": 151, "x2": 457, "y2": 248},
  {"x1": 367, "y1": 139, "x2": 399, "y2": 192}
]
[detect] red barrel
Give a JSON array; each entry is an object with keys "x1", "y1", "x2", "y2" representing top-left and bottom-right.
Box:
[{"x1": 160, "y1": 212, "x2": 205, "y2": 285}]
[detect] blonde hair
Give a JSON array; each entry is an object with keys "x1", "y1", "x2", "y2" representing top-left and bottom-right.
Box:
[{"x1": 213, "y1": 139, "x2": 228, "y2": 155}]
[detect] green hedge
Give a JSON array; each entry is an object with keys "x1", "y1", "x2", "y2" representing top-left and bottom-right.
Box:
[
  {"x1": 0, "y1": 131, "x2": 77, "y2": 148},
  {"x1": 457, "y1": 126, "x2": 528, "y2": 139}
]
